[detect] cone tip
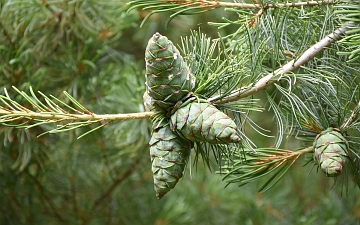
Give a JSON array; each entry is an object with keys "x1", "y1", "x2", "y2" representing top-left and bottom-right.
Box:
[
  {"x1": 230, "y1": 134, "x2": 241, "y2": 143},
  {"x1": 153, "y1": 32, "x2": 162, "y2": 40},
  {"x1": 156, "y1": 192, "x2": 165, "y2": 199}
]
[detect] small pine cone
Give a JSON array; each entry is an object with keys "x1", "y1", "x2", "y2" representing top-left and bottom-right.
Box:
[
  {"x1": 170, "y1": 99, "x2": 241, "y2": 144},
  {"x1": 145, "y1": 32, "x2": 195, "y2": 111},
  {"x1": 150, "y1": 124, "x2": 192, "y2": 199},
  {"x1": 313, "y1": 127, "x2": 348, "y2": 177}
]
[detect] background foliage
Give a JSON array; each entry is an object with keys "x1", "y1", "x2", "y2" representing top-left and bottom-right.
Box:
[{"x1": 0, "y1": 0, "x2": 359, "y2": 224}]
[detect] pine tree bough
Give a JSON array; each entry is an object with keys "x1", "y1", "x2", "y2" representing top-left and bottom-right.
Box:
[
  {"x1": 150, "y1": 124, "x2": 192, "y2": 199},
  {"x1": 211, "y1": 25, "x2": 349, "y2": 104},
  {"x1": 145, "y1": 32, "x2": 195, "y2": 111},
  {"x1": 217, "y1": 0, "x2": 335, "y2": 9},
  {"x1": 313, "y1": 128, "x2": 349, "y2": 177},
  {"x1": 170, "y1": 99, "x2": 241, "y2": 144}
]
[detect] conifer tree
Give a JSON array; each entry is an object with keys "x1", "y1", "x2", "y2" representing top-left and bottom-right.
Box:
[{"x1": 1, "y1": 0, "x2": 360, "y2": 224}]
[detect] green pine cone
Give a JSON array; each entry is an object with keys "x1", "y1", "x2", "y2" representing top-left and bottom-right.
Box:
[
  {"x1": 313, "y1": 127, "x2": 348, "y2": 177},
  {"x1": 170, "y1": 99, "x2": 241, "y2": 144},
  {"x1": 150, "y1": 124, "x2": 192, "y2": 199},
  {"x1": 145, "y1": 32, "x2": 195, "y2": 110}
]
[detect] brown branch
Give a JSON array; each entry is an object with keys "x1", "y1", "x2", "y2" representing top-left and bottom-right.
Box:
[
  {"x1": 27, "y1": 172, "x2": 66, "y2": 222},
  {"x1": 68, "y1": 175, "x2": 88, "y2": 224},
  {"x1": 91, "y1": 158, "x2": 141, "y2": 210},
  {"x1": 98, "y1": 139, "x2": 116, "y2": 181},
  {"x1": 0, "y1": 21, "x2": 13, "y2": 45}
]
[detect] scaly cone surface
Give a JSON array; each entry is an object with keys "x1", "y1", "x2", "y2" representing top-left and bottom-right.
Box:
[
  {"x1": 145, "y1": 32, "x2": 195, "y2": 111},
  {"x1": 313, "y1": 127, "x2": 348, "y2": 177},
  {"x1": 150, "y1": 123, "x2": 193, "y2": 199},
  {"x1": 170, "y1": 99, "x2": 241, "y2": 144}
]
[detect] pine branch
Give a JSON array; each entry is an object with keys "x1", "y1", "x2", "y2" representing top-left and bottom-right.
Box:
[
  {"x1": 0, "y1": 109, "x2": 152, "y2": 122},
  {"x1": 195, "y1": 0, "x2": 336, "y2": 9},
  {"x1": 0, "y1": 25, "x2": 351, "y2": 134},
  {"x1": 0, "y1": 86, "x2": 152, "y2": 137},
  {"x1": 128, "y1": 0, "x2": 336, "y2": 11},
  {"x1": 222, "y1": 146, "x2": 314, "y2": 192},
  {"x1": 211, "y1": 25, "x2": 349, "y2": 104},
  {"x1": 127, "y1": 0, "x2": 336, "y2": 27}
]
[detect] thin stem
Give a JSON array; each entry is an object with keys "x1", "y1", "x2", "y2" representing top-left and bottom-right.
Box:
[
  {"x1": 91, "y1": 158, "x2": 141, "y2": 211},
  {"x1": 287, "y1": 146, "x2": 314, "y2": 157},
  {"x1": 212, "y1": 26, "x2": 348, "y2": 104},
  {"x1": 170, "y1": 0, "x2": 336, "y2": 9},
  {"x1": 0, "y1": 109, "x2": 154, "y2": 121},
  {"x1": 0, "y1": 20, "x2": 13, "y2": 45},
  {"x1": 259, "y1": 146, "x2": 313, "y2": 166},
  {"x1": 341, "y1": 100, "x2": 360, "y2": 130},
  {"x1": 27, "y1": 172, "x2": 66, "y2": 222}
]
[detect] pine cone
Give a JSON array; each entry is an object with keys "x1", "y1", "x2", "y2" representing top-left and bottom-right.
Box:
[
  {"x1": 145, "y1": 32, "x2": 195, "y2": 111},
  {"x1": 170, "y1": 99, "x2": 241, "y2": 144},
  {"x1": 150, "y1": 124, "x2": 192, "y2": 199},
  {"x1": 313, "y1": 127, "x2": 348, "y2": 177}
]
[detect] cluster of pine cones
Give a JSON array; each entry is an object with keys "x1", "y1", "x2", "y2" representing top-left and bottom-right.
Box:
[
  {"x1": 144, "y1": 33, "x2": 241, "y2": 199},
  {"x1": 143, "y1": 33, "x2": 349, "y2": 199}
]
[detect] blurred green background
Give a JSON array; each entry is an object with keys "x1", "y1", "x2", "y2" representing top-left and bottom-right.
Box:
[{"x1": 0, "y1": 1, "x2": 359, "y2": 224}]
